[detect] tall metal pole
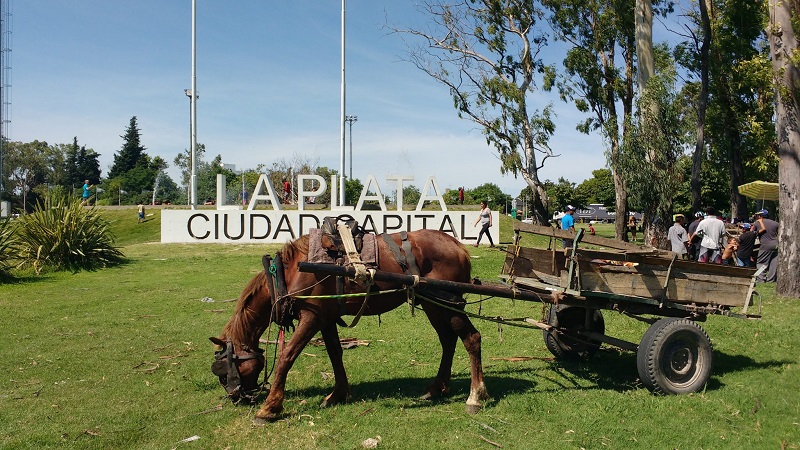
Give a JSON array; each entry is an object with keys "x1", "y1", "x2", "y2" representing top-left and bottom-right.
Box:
[
  {"x1": 345, "y1": 115, "x2": 357, "y2": 180},
  {"x1": 339, "y1": 0, "x2": 347, "y2": 205},
  {"x1": 190, "y1": 0, "x2": 198, "y2": 209}
]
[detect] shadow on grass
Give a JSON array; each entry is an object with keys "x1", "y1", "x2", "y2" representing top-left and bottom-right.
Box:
[
  {"x1": 539, "y1": 347, "x2": 792, "y2": 393},
  {"x1": 223, "y1": 349, "x2": 793, "y2": 413}
]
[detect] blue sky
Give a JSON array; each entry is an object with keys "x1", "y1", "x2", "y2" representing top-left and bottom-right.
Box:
[{"x1": 11, "y1": 1, "x2": 611, "y2": 197}]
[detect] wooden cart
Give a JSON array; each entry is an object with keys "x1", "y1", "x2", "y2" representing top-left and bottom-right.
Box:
[
  {"x1": 298, "y1": 221, "x2": 762, "y2": 395},
  {"x1": 500, "y1": 221, "x2": 762, "y2": 394}
]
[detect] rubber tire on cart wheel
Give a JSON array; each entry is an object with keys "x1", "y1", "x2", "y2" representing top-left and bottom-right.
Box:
[
  {"x1": 543, "y1": 305, "x2": 605, "y2": 359},
  {"x1": 636, "y1": 318, "x2": 713, "y2": 395}
]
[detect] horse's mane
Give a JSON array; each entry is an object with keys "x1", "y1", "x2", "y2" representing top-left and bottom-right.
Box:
[{"x1": 222, "y1": 235, "x2": 310, "y2": 344}]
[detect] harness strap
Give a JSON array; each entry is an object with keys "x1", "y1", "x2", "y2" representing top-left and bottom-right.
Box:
[
  {"x1": 381, "y1": 232, "x2": 420, "y2": 276},
  {"x1": 400, "y1": 231, "x2": 420, "y2": 276},
  {"x1": 341, "y1": 268, "x2": 377, "y2": 328}
]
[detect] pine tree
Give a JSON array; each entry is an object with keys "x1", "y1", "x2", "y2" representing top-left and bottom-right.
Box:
[
  {"x1": 65, "y1": 137, "x2": 79, "y2": 188},
  {"x1": 77, "y1": 145, "x2": 101, "y2": 184},
  {"x1": 108, "y1": 116, "x2": 146, "y2": 179}
]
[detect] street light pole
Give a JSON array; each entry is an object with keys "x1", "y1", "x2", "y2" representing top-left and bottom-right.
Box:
[
  {"x1": 184, "y1": 89, "x2": 198, "y2": 206},
  {"x1": 345, "y1": 115, "x2": 357, "y2": 180},
  {"x1": 189, "y1": 0, "x2": 198, "y2": 210}
]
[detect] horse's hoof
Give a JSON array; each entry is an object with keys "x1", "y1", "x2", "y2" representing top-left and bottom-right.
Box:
[
  {"x1": 254, "y1": 410, "x2": 281, "y2": 423},
  {"x1": 321, "y1": 393, "x2": 351, "y2": 408},
  {"x1": 252, "y1": 417, "x2": 268, "y2": 426},
  {"x1": 419, "y1": 392, "x2": 434, "y2": 401},
  {"x1": 465, "y1": 403, "x2": 482, "y2": 414}
]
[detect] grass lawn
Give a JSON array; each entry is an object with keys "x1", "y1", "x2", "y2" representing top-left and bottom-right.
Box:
[{"x1": 1, "y1": 207, "x2": 798, "y2": 449}]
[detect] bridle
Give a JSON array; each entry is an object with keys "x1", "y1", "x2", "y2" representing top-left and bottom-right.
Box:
[{"x1": 211, "y1": 339, "x2": 266, "y2": 403}]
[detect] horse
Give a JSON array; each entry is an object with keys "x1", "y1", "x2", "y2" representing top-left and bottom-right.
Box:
[{"x1": 210, "y1": 228, "x2": 489, "y2": 424}]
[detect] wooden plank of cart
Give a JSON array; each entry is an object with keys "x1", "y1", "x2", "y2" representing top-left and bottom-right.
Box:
[
  {"x1": 501, "y1": 221, "x2": 763, "y2": 395},
  {"x1": 298, "y1": 221, "x2": 763, "y2": 395}
]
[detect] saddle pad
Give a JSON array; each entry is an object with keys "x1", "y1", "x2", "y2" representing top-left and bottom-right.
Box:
[{"x1": 307, "y1": 228, "x2": 379, "y2": 266}]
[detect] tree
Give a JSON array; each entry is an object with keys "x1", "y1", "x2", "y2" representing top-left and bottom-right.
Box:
[
  {"x1": 544, "y1": 0, "x2": 639, "y2": 239},
  {"x1": 677, "y1": 0, "x2": 776, "y2": 220},
  {"x1": 76, "y1": 144, "x2": 101, "y2": 186},
  {"x1": 392, "y1": 0, "x2": 557, "y2": 224},
  {"x1": 619, "y1": 58, "x2": 689, "y2": 248},
  {"x1": 468, "y1": 183, "x2": 511, "y2": 211},
  {"x1": 400, "y1": 185, "x2": 422, "y2": 208},
  {"x1": 3, "y1": 140, "x2": 49, "y2": 212},
  {"x1": 543, "y1": 177, "x2": 585, "y2": 216},
  {"x1": 64, "y1": 137, "x2": 80, "y2": 188},
  {"x1": 767, "y1": 0, "x2": 800, "y2": 297},
  {"x1": 673, "y1": 0, "x2": 712, "y2": 215},
  {"x1": 108, "y1": 116, "x2": 146, "y2": 180},
  {"x1": 575, "y1": 169, "x2": 616, "y2": 207}
]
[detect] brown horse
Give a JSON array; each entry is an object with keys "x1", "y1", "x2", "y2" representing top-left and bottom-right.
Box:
[{"x1": 210, "y1": 229, "x2": 489, "y2": 424}]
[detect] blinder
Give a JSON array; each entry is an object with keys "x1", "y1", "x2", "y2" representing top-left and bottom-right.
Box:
[{"x1": 211, "y1": 340, "x2": 265, "y2": 403}]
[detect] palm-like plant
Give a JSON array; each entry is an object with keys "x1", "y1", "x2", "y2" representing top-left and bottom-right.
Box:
[
  {"x1": 14, "y1": 193, "x2": 125, "y2": 273},
  {"x1": 0, "y1": 218, "x2": 16, "y2": 275}
]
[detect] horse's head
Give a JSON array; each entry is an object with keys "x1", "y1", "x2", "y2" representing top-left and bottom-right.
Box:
[{"x1": 209, "y1": 336, "x2": 265, "y2": 403}]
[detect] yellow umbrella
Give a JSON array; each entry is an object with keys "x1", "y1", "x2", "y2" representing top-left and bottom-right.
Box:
[{"x1": 738, "y1": 181, "x2": 779, "y2": 201}]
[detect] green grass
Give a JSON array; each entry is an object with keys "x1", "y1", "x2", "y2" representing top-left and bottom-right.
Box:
[{"x1": 1, "y1": 207, "x2": 798, "y2": 449}]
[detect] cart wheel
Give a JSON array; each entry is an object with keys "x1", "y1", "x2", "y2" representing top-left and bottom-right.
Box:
[
  {"x1": 543, "y1": 305, "x2": 605, "y2": 359},
  {"x1": 636, "y1": 318, "x2": 713, "y2": 395}
]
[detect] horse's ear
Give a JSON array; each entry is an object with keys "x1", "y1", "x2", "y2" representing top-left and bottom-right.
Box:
[{"x1": 209, "y1": 337, "x2": 226, "y2": 347}]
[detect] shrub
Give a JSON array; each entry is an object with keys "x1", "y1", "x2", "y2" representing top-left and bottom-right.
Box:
[
  {"x1": 0, "y1": 218, "x2": 16, "y2": 275},
  {"x1": 14, "y1": 193, "x2": 125, "y2": 273}
]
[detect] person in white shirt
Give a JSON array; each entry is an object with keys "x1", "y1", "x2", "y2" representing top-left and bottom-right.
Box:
[
  {"x1": 691, "y1": 206, "x2": 726, "y2": 264},
  {"x1": 667, "y1": 215, "x2": 689, "y2": 259}
]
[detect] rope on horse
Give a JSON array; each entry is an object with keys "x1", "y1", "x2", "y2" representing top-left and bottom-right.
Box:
[{"x1": 338, "y1": 222, "x2": 368, "y2": 284}]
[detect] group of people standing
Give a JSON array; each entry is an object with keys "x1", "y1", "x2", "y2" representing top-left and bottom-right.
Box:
[{"x1": 667, "y1": 206, "x2": 778, "y2": 283}]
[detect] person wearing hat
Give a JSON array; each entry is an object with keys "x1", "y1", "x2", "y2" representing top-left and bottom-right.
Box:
[
  {"x1": 667, "y1": 214, "x2": 689, "y2": 259},
  {"x1": 561, "y1": 205, "x2": 576, "y2": 248},
  {"x1": 752, "y1": 209, "x2": 779, "y2": 282},
  {"x1": 736, "y1": 223, "x2": 757, "y2": 267}
]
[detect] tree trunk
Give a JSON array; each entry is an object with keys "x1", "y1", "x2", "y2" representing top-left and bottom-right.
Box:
[
  {"x1": 768, "y1": 0, "x2": 800, "y2": 298},
  {"x1": 691, "y1": 0, "x2": 712, "y2": 214},
  {"x1": 635, "y1": 0, "x2": 655, "y2": 91},
  {"x1": 728, "y1": 140, "x2": 748, "y2": 221},
  {"x1": 522, "y1": 171, "x2": 550, "y2": 225}
]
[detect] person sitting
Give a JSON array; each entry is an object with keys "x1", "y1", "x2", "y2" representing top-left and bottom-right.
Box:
[{"x1": 721, "y1": 237, "x2": 738, "y2": 265}]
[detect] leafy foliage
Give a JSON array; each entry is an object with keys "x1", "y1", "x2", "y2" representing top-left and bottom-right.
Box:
[
  {"x1": 575, "y1": 169, "x2": 616, "y2": 208},
  {"x1": 0, "y1": 219, "x2": 16, "y2": 275},
  {"x1": 13, "y1": 194, "x2": 124, "y2": 273},
  {"x1": 618, "y1": 60, "x2": 689, "y2": 244},
  {"x1": 394, "y1": 0, "x2": 557, "y2": 222}
]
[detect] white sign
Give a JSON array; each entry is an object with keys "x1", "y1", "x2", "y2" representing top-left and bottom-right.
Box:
[{"x1": 160, "y1": 174, "x2": 500, "y2": 244}]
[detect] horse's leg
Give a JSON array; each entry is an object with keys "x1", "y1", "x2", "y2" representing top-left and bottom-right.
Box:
[
  {"x1": 255, "y1": 315, "x2": 321, "y2": 424},
  {"x1": 455, "y1": 314, "x2": 490, "y2": 414},
  {"x1": 422, "y1": 299, "x2": 489, "y2": 413},
  {"x1": 320, "y1": 322, "x2": 352, "y2": 407},
  {"x1": 419, "y1": 301, "x2": 458, "y2": 400}
]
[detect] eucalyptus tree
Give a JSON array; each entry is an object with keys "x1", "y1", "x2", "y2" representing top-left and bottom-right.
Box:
[
  {"x1": 619, "y1": 53, "x2": 690, "y2": 248},
  {"x1": 766, "y1": 0, "x2": 800, "y2": 297},
  {"x1": 673, "y1": 0, "x2": 711, "y2": 214},
  {"x1": 391, "y1": 0, "x2": 557, "y2": 224},
  {"x1": 543, "y1": 0, "x2": 638, "y2": 239}
]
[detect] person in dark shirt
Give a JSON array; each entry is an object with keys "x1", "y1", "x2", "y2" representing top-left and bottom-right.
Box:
[
  {"x1": 736, "y1": 223, "x2": 757, "y2": 267},
  {"x1": 752, "y1": 209, "x2": 779, "y2": 282},
  {"x1": 686, "y1": 211, "x2": 703, "y2": 260}
]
